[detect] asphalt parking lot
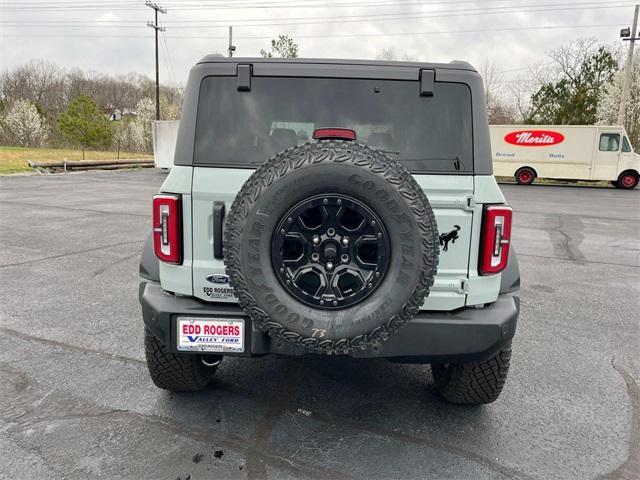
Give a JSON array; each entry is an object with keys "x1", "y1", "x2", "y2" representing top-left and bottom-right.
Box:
[{"x1": 1, "y1": 169, "x2": 638, "y2": 480}]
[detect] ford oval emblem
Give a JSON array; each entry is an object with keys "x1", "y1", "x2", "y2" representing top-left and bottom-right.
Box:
[{"x1": 206, "y1": 274, "x2": 229, "y2": 284}]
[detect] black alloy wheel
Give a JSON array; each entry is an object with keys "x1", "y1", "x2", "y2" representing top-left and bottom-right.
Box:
[{"x1": 271, "y1": 194, "x2": 390, "y2": 310}]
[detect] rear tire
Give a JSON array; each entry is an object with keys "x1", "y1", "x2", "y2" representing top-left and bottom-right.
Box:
[
  {"x1": 144, "y1": 328, "x2": 220, "y2": 392},
  {"x1": 515, "y1": 167, "x2": 536, "y2": 185},
  {"x1": 616, "y1": 171, "x2": 639, "y2": 190},
  {"x1": 431, "y1": 343, "x2": 512, "y2": 405}
]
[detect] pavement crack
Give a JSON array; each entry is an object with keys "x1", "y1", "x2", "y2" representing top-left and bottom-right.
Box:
[
  {"x1": 596, "y1": 358, "x2": 640, "y2": 480},
  {"x1": 0, "y1": 240, "x2": 144, "y2": 268},
  {"x1": 1, "y1": 352, "x2": 350, "y2": 480},
  {"x1": 92, "y1": 251, "x2": 139, "y2": 276},
  {"x1": 542, "y1": 214, "x2": 586, "y2": 263},
  {"x1": 286, "y1": 411, "x2": 329, "y2": 463},
  {"x1": 21, "y1": 409, "x2": 131, "y2": 427},
  {"x1": 516, "y1": 253, "x2": 640, "y2": 269},
  {"x1": 0, "y1": 327, "x2": 145, "y2": 366},
  {"x1": 0, "y1": 199, "x2": 147, "y2": 217},
  {"x1": 242, "y1": 364, "x2": 347, "y2": 480},
  {"x1": 2, "y1": 335, "x2": 530, "y2": 480},
  {"x1": 514, "y1": 209, "x2": 633, "y2": 222},
  {"x1": 4, "y1": 382, "x2": 349, "y2": 480},
  {"x1": 217, "y1": 382, "x2": 533, "y2": 480}
]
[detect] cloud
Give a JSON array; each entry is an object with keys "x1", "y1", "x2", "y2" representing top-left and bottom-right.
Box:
[{"x1": 0, "y1": 0, "x2": 634, "y2": 84}]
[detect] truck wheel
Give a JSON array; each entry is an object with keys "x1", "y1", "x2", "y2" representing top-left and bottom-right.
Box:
[
  {"x1": 224, "y1": 140, "x2": 439, "y2": 355},
  {"x1": 616, "y1": 171, "x2": 638, "y2": 190},
  {"x1": 144, "y1": 328, "x2": 220, "y2": 392},
  {"x1": 431, "y1": 343, "x2": 512, "y2": 405},
  {"x1": 515, "y1": 168, "x2": 535, "y2": 185}
]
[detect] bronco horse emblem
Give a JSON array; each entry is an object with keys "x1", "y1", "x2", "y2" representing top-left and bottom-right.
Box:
[{"x1": 439, "y1": 225, "x2": 461, "y2": 251}]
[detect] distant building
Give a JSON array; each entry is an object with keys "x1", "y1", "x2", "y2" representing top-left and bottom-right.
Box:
[{"x1": 108, "y1": 108, "x2": 137, "y2": 121}]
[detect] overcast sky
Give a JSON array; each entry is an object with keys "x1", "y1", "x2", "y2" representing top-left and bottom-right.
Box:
[{"x1": 0, "y1": 0, "x2": 637, "y2": 85}]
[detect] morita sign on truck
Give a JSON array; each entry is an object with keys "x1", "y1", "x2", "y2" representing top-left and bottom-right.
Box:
[{"x1": 491, "y1": 125, "x2": 640, "y2": 189}]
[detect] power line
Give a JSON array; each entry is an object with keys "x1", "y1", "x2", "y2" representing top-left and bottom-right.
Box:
[
  {"x1": 499, "y1": 62, "x2": 557, "y2": 74},
  {"x1": 0, "y1": 0, "x2": 630, "y2": 10},
  {"x1": 0, "y1": 0, "x2": 547, "y2": 6},
  {"x1": 0, "y1": 23, "x2": 626, "y2": 39},
  {"x1": 1, "y1": 2, "x2": 635, "y2": 28},
  {"x1": 158, "y1": 0, "x2": 631, "y2": 9},
  {"x1": 160, "y1": 33, "x2": 179, "y2": 86},
  {"x1": 2, "y1": 1, "x2": 635, "y2": 26}
]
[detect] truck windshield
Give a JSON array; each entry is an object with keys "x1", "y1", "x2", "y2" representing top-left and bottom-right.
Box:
[{"x1": 194, "y1": 76, "x2": 473, "y2": 173}]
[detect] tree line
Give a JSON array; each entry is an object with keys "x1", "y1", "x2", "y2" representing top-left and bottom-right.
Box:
[
  {"x1": 0, "y1": 33, "x2": 295, "y2": 156},
  {"x1": 0, "y1": 60, "x2": 182, "y2": 155},
  {"x1": 1, "y1": 36, "x2": 638, "y2": 155},
  {"x1": 480, "y1": 38, "x2": 638, "y2": 147},
  {"x1": 380, "y1": 38, "x2": 638, "y2": 148}
]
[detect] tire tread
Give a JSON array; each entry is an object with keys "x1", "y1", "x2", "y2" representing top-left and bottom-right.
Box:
[
  {"x1": 432, "y1": 343, "x2": 512, "y2": 405},
  {"x1": 144, "y1": 328, "x2": 216, "y2": 392}
]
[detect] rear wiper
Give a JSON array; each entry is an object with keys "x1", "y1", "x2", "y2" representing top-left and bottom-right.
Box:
[{"x1": 401, "y1": 157, "x2": 462, "y2": 171}]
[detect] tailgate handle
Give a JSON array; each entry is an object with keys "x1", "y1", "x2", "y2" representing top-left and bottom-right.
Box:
[{"x1": 213, "y1": 201, "x2": 225, "y2": 259}]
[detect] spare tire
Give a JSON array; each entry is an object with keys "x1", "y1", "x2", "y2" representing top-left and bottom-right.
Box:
[{"x1": 224, "y1": 140, "x2": 439, "y2": 354}]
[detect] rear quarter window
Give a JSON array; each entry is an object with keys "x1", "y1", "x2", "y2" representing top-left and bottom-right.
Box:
[{"x1": 194, "y1": 76, "x2": 473, "y2": 173}]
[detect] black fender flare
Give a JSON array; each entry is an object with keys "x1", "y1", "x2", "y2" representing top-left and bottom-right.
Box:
[
  {"x1": 139, "y1": 233, "x2": 160, "y2": 282},
  {"x1": 500, "y1": 245, "x2": 520, "y2": 294}
]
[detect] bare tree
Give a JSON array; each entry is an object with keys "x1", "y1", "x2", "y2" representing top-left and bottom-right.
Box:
[
  {"x1": 506, "y1": 78, "x2": 534, "y2": 122},
  {"x1": 549, "y1": 37, "x2": 598, "y2": 84},
  {"x1": 597, "y1": 53, "x2": 640, "y2": 148},
  {"x1": 479, "y1": 60, "x2": 503, "y2": 103},
  {"x1": 503, "y1": 58, "x2": 571, "y2": 123},
  {"x1": 376, "y1": 47, "x2": 418, "y2": 62},
  {"x1": 479, "y1": 60, "x2": 516, "y2": 124},
  {"x1": 260, "y1": 35, "x2": 299, "y2": 58},
  {"x1": 0, "y1": 60, "x2": 65, "y2": 116}
]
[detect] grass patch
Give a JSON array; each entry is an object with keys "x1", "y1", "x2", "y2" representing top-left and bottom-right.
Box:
[{"x1": 0, "y1": 146, "x2": 152, "y2": 174}]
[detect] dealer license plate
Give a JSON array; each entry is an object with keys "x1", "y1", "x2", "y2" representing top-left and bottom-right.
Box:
[{"x1": 177, "y1": 317, "x2": 244, "y2": 353}]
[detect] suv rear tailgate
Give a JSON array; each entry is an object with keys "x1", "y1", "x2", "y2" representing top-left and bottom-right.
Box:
[{"x1": 191, "y1": 168, "x2": 473, "y2": 311}]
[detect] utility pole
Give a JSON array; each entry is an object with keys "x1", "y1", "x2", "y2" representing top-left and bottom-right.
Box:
[
  {"x1": 228, "y1": 26, "x2": 236, "y2": 57},
  {"x1": 146, "y1": 1, "x2": 166, "y2": 121},
  {"x1": 618, "y1": 4, "x2": 639, "y2": 126}
]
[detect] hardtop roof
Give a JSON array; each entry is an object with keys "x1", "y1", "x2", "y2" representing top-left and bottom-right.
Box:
[{"x1": 196, "y1": 55, "x2": 476, "y2": 72}]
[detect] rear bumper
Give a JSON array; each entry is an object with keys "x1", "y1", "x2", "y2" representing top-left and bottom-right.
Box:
[{"x1": 139, "y1": 281, "x2": 519, "y2": 363}]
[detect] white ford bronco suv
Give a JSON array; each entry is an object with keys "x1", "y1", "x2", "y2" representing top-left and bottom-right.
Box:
[{"x1": 139, "y1": 56, "x2": 520, "y2": 405}]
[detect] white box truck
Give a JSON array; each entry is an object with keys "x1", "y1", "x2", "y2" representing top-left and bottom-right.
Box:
[{"x1": 490, "y1": 125, "x2": 640, "y2": 189}]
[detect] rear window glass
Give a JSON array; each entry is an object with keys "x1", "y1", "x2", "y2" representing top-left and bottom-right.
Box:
[{"x1": 194, "y1": 76, "x2": 473, "y2": 173}]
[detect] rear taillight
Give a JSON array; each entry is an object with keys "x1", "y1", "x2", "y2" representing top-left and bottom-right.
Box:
[
  {"x1": 479, "y1": 205, "x2": 512, "y2": 275},
  {"x1": 153, "y1": 194, "x2": 182, "y2": 264}
]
